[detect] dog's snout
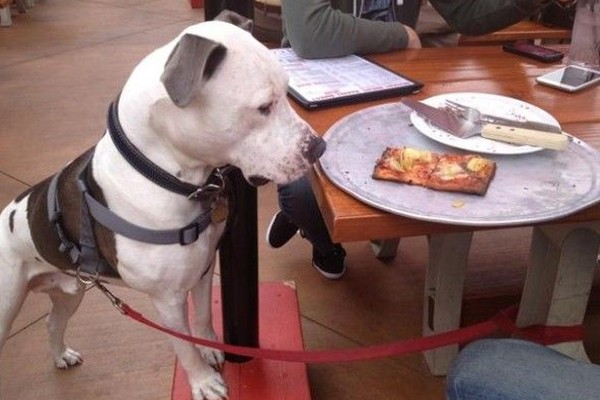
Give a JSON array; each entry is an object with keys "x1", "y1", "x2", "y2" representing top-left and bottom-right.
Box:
[{"x1": 303, "y1": 135, "x2": 327, "y2": 164}]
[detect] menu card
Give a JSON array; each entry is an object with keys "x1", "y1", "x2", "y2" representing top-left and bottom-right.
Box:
[{"x1": 271, "y1": 48, "x2": 423, "y2": 109}]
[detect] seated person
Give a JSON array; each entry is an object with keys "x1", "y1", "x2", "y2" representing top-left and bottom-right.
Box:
[
  {"x1": 267, "y1": 0, "x2": 576, "y2": 280},
  {"x1": 415, "y1": 1, "x2": 458, "y2": 47},
  {"x1": 447, "y1": 338, "x2": 600, "y2": 400}
]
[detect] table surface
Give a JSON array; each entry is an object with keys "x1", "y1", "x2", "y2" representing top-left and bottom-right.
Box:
[
  {"x1": 292, "y1": 45, "x2": 600, "y2": 242},
  {"x1": 458, "y1": 20, "x2": 571, "y2": 44}
]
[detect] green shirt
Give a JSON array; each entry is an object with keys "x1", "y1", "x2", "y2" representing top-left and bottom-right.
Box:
[{"x1": 281, "y1": 0, "x2": 549, "y2": 58}]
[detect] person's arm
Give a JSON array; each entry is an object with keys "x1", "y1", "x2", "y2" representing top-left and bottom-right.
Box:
[
  {"x1": 281, "y1": 0, "x2": 419, "y2": 59},
  {"x1": 429, "y1": 0, "x2": 554, "y2": 36}
]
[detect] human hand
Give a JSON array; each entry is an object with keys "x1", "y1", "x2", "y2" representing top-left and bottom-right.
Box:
[
  {"x1": 403, "y1": 25, "x2": 422, "y2": 49},
  {"x1": 214, "y1": 9, "x2": 253, "y2": 32}
]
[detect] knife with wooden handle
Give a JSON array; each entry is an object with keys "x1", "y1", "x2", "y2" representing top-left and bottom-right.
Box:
[
  {"x1": 481, "y1": 124, "x2": 571, "y2": 151},
  {"x1": 401, "y1": 98, "x2": 571, "y2": 151}
]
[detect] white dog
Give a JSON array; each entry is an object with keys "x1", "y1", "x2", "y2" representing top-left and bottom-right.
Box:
[{"x1": 0, "y1": 17, "x2": 324, "y2": 400}]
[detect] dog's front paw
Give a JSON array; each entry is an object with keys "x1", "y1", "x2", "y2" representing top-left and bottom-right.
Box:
[
  {"x1": 199, "y1": 345, "x2": 225, "y2": 370},
  {"x1": 195, "y1": 331, "x2": 225, "y2": 369},
  {"x1": 54, "y1": 348, "x2": 82, "y2": 369},
  {"x1": 191, "y1": 372, "x2": 228, "y2": 400}
]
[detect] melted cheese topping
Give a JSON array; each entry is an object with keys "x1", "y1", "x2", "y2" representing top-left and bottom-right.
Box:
[
  {"x1": 390, "y1": 157, "x2": 404, "y2": 171},
  {"x1": 467, "y1": 157, "x2": 489, "y2": 172},
  {"x1": 437, "y1": 163, "x2": 465, "y2": 180},
  {"x1": 399, "y1": 148, "x2": 432, "y2": 170}
]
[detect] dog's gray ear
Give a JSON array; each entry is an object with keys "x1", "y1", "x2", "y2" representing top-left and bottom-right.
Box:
[
  {"x1": 161, "y1": 33, "x2": 226, "y2": 108},
  {"x1": 214, "y1": 9, "x2": 253, "y2": 32}
]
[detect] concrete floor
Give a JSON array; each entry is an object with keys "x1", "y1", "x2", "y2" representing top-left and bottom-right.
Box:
[{"x1": 1, "y1": 1, "x2": 598, "y2": 399}]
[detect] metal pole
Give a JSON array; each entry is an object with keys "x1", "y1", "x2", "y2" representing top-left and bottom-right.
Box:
[
  {"x1": 204, "y1": 0, "x2": 225, "y2": 20},
  {"x1": 206, "y1": 0, "x2": 257, "y2": 364},
  {"x1": 218, "y1": 168, "x2": 258, "y2": 362},
  {"x1": 205, "y1": 0, "x2": 253, "y2": 20}
]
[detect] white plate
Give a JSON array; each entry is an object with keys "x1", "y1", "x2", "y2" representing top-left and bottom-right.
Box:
[{"x1": 410, "y1": 92, "x2": 561, "y2": 155}]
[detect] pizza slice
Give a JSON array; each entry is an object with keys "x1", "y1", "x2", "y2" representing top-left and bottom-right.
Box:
[
  {"x1": 427, "y1": 153, "x2": 496, "y2": 195},
  {"x1": 372, "y1": 146, "x2": 496, "y2": 196},
  {"x1": 372, "y1": 147, "x2": 439, "y2": 187}
]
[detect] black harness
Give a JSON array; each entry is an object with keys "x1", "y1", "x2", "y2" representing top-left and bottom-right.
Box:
[{"x1": 47, "y1": 97, "x2": 232, "y2": 280}]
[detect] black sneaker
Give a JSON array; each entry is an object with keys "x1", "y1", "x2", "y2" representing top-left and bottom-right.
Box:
[
  {"x1": 266, "y1": 211, "x2": 299, "y2": 248},
  {"x1": 312, "y1": 244, "x2": 346, "y2": 280}
]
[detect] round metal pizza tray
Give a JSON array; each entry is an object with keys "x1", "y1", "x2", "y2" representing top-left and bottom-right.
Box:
[{"x1": 319, "y1": 101, "x2": 600, "y2": 227}]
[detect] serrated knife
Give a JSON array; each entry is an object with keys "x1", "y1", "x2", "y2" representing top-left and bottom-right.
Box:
[{"x1": 401, "y1": 97, "x2": 570, "y2": 151}]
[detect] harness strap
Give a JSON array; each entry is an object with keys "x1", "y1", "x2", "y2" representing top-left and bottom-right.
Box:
[
  {"x1": 81, "y1": 190, "x2": 212, "y2": 246},
  {"x1": 78, "y1": 189, "x2": 114, "y2": 277},
  {"x1": 45, "y1": 97, "x2": 232, "y2": 279},
  {"x1": 46, "y1": 151, "x2": 220, "y2": 280},
  {"x1": 47, "y1": 171, "x2": 79, "y2": 262},
  {"x1": 74, "y1": 157, "x2": 215, "y2": 246},
  {"x1": 47, "y1": 152, "x2": 117, "y2": 278}
]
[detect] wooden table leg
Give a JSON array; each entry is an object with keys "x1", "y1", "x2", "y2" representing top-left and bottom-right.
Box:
[
  {"x1": 0, "y1": 5, "x2": 12, "y2": 27},
  {"x1": 370, "y1": 238, "x2": 401, "y2": 260},
  {"x1": 423, "y1": 231, "x2": 473, "y2": 376},
  {"x1": 516, "y1": 222, "x2": 600, "y2": 361}
]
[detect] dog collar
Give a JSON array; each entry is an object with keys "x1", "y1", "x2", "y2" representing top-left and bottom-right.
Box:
[{"x1": 107, "y1": 96, "x2": 232, "y2": 201}]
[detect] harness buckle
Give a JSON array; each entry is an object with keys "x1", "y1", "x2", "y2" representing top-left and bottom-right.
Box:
[{"x1": 179, "y1": 223, "x2": 200, "y2": 245}]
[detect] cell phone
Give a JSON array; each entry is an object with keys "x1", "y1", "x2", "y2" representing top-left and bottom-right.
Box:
[
  {"x1": 536, "y1": 65, "x2": 600, "y2": 93},
  {"x1": 502, "y1": 42, "x2": 564, "y2": 63}
]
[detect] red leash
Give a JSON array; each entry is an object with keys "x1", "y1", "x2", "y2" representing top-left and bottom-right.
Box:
[{"x1": 95, "y1": 281, "x2": 584, "y2": 364}]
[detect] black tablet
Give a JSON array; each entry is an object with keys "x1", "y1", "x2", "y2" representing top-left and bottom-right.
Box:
[{"x1": 271, "y1": 48, "x2": 423, "y2": 109}]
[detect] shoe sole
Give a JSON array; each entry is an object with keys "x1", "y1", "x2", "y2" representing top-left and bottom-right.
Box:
[
  {"x1": 265, "y1": 213, "x2": 298, "y2": 249},
  {"x1": 312, "y1": 261, "x2": 346, "y2": 280}
]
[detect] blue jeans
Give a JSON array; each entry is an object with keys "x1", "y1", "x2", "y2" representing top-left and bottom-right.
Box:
[
  {"x1": 447, "y1": 339, "x2": 600, "y2": 400},
  {"x1": 277, "y1": 175, "x2": 337, "y2": 255}
]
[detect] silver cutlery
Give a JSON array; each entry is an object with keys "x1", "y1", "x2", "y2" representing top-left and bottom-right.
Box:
[
  {"x1": 444, "y1": 100, "x2": 563, "y2": 135},
  {"x1": 401, "y1": 98, "x2": 570, "y2": 151}
]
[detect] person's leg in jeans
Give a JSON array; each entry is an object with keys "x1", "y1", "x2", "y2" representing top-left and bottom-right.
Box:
[
  {"x1": 267, "y1": 175, "x2": 346, "y2": 279},
  {"x1": 447, "y1": 338, "x2": 600, "y2": 400},
  {"x1": 277, "y1": 176, "x2": 333, "y2": 253}
]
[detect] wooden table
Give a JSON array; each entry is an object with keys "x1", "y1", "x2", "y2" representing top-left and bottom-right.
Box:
[
  {"x1": 458, "y1": 19, "x2": 571, "y2": 45},
  {"x1": 294, "y1": 45, "x2": 600, "y2": 375}
]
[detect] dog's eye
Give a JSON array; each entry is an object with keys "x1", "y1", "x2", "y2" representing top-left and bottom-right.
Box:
[{"x1": 258, "y1": 102, "x2": 272, "y2": 116}]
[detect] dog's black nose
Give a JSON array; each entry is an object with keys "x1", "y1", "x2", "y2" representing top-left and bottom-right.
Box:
[
  {"x1": 303, "y1": 135, "x2": 327, "y2": 164},
  {"x1": 248, "y1": 176, "x2": 270, "y2": 186}
]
